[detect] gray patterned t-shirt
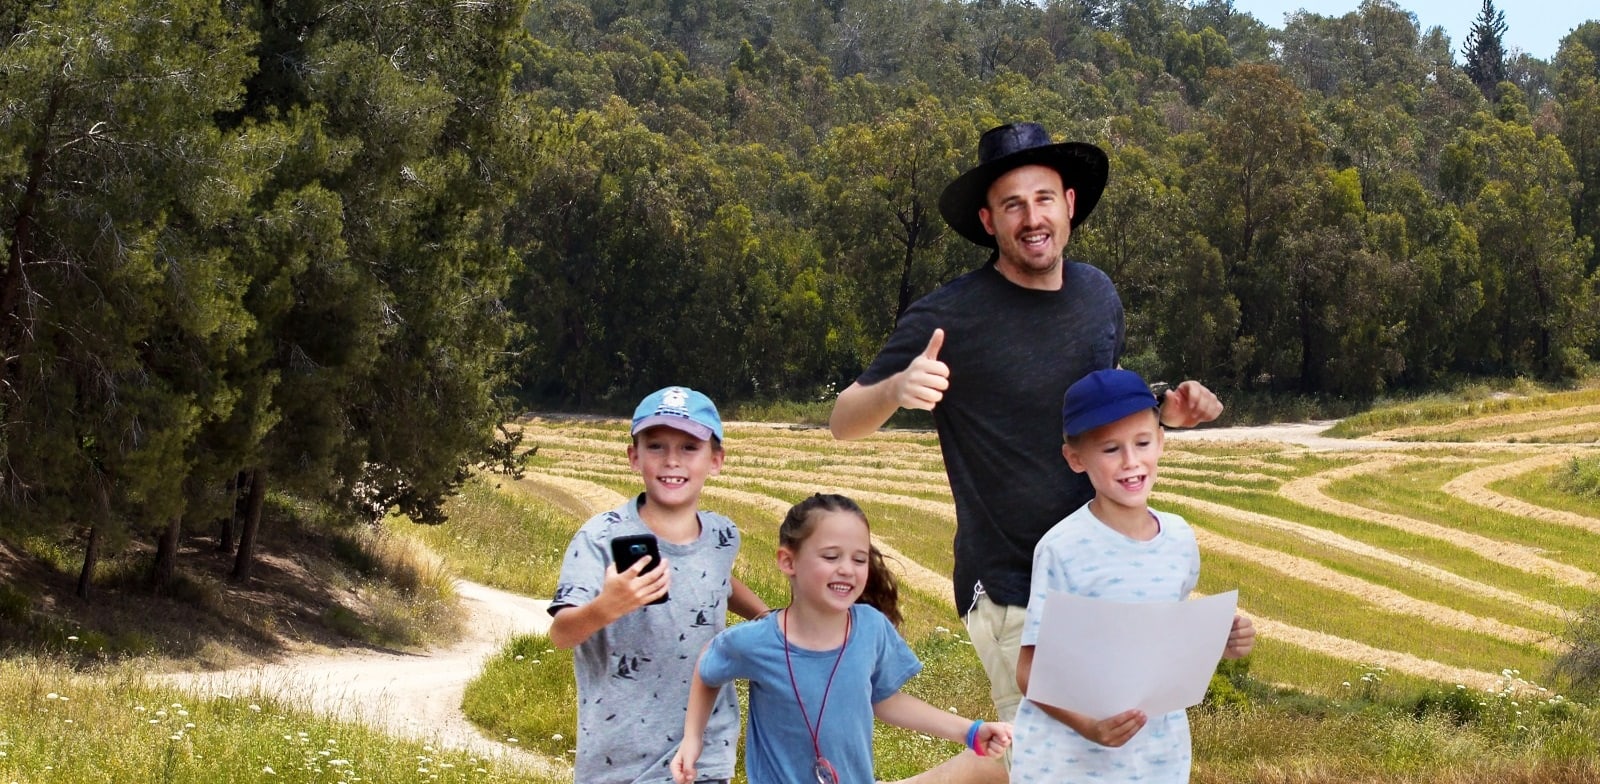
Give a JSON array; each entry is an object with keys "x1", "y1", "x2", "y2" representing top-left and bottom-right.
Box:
[{"x1": 549, "y1": 494, "x2": 741, "y2": 784}]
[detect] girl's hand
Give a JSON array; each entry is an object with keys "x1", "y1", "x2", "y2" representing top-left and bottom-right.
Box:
[
  {"x1": 976, "y1": 721, "x2": 1013, "y2": 756},
  {"x1": 1079, "y1": 709, "x2": 1146, "y2": 747},
  {"x1": 1224, "y1": 614, "x2": 1255, "y2": 659},
  {"x1": 670, "y1": 738, "x2": 701, "y2": 784}
]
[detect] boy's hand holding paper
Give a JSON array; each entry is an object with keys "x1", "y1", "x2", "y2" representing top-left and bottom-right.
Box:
[{"x1": 1025, "y1": 590, "x2": 1240, "y2": 720}]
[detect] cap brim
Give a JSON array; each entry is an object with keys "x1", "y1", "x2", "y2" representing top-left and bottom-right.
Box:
[
  {"x1": 938, "y1": 142, "x2": 1109, "y2": 248},
  {"x1": 632, "y1": 415, "x2": 714, "y2": 441}
]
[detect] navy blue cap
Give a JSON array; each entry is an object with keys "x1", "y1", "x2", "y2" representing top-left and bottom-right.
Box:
[{"x1": 1062, "y1": 369, "x2": 1159, "y2": 437}]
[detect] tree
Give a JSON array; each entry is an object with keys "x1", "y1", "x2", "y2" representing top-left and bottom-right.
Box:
[
  {"x1": 1461, "y1": 0, "x2": 1507, "y2": 97},
  {"x1": 1, "y1": 0, "x2": 268, "y2": 592},
  {"x1": 816, "y1": 100, "x2": 973, "y2": 331},
  {"x1": 1440, "y1": 108, "x2": 1596, "y2": 377},
  {"x1": 1554, "y1": 26, "x2": 1600, "y2": 277}
]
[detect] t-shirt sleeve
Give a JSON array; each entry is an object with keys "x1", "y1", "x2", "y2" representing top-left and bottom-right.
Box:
[
  {"x1": 856, "y1": 307, "x2": 937, "y2": 387},
  {"x1": 869, "y1": 611, "x2": 924, "y2": 704},
  {"x1": 548, "y1": 525, "x2": 607, "y2": 616},
  {"x1": 1021, "y1": 536, "x2": 1069, "y2": 647},
  {"x1": 697, "y1": 626, "x2": 747, "y2": 688},
  {"x1": 1180, "y1": 518, "x2": 1201, "y2": 596}
]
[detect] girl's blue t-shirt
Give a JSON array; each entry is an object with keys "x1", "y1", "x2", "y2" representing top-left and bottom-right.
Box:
[{"x1": 698, "y1": 604, "x2": 922, "y2": 784}]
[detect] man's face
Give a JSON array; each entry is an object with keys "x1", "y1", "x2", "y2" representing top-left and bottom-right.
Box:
[{"x1": 978, "y1": 164, "x2": 1076, "y2": 289}]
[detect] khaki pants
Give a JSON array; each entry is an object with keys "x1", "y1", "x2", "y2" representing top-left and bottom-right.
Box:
[{"x1": 965, "y1": 590, "x2": 1025, "y2": 722}]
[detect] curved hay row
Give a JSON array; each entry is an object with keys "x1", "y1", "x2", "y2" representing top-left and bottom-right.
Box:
[
  {"x1": 724, "y1": 466, "x2": 952, "y2": 502},
  {"x1": 1190, "y1": 528, "x2": 1556, "y2": 651},
  {"x1": 1475, "y1": 420, "x2": 1600, "y2": 444},
  {"x1": 534, "y1": 461, "x2": 1569, "y2": 620},
  {"x1": 699, "y1": 486, "x2": 955, "y2": 607},
  {"x1": 1160, "y1": 466, "x2": 1281, "y2": 484},
  {"x1": 513, "y1": 463, "x2": 1509, "y2": 687},
  {"x1": 1153, "y1": 492, "x2": 1566, "y2": 617},
  {"x1": 718, "y1": 474, "x2": 960, "y2": 522},
  {"x1": 516, "y1": 465, "x2": 959, "y2": 604},
  {"x1": 732, "y1": 452, "x2": 933, "y2": 471},
  {"x1": 1277, "y1": 460, "x2": 1598, "y2": 589},
  {"x1": 1365, "y1": 403, "x2": 1600, "y2": 441},
  {"x1": 809, "y1": 464, "x2": 951, "y2": 484},
  {"x1": 1248, "y1": 616, "x2": 1506, "y2": 692},
  {"x1": 1441, "y1": 452, "x2": 1600, "y2": 535},
  {"x1": 508, "y1": 472, "x2": 626, "y2": 518}
]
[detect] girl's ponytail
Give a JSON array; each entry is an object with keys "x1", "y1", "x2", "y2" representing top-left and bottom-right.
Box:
[{"x1": 860, "y1": 545, "x2": 902, "y2": 628}]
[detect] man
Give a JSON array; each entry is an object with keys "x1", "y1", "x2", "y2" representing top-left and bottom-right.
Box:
[{"x1": 830, "y1": 122, "x2": 1223, "y2": 783}]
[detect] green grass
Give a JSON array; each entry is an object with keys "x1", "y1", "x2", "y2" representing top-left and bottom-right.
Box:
[
  {"x1": 1197, "y1": 551, "x2": 1550, "y2": 677},
  {"x1": 1327, "y1": 467, "x2": 1600, "y2": 577},
  {"x1": 28, "y1": 395, "x2": 1600, "y2": 782},
  {"x1": 462, "y1": 635, "x2": 576, "y2": 761},
  {"x1": 1166, "y1": 501, "x2": 1564, "y2": 637},
  {"x1": 0, "y1": 657, "x2": 555, "y2": 783},
  {"x1": 387, "y1": 475, "x2": 574, "y2": 597},
  {"x1": 467, "y1": 432, "x2": 1600, "y2": 780},
  {"x1": 1496, "y1": 466, "x2": 1600, "y2": 516},
  {"x1": 1170, "y1": 484, "x2": 1598, "y2": 614},
  {"x1": 1325, "y1": 384, "x2": 1600, "y2": 439}
]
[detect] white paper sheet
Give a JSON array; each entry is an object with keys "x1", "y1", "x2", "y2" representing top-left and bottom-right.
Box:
[{"x1": 1025, "y1": 590, "x2": 1239, "y2": 720}]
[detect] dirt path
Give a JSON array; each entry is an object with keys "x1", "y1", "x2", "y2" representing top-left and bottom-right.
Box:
[{"x1": 156, "y1": 580, "x2": 564, "y2": 777}]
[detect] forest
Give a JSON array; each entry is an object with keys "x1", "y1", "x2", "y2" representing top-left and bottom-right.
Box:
[{"x1": 2, "y1": 0, "x2": 1598, "y2": 583}]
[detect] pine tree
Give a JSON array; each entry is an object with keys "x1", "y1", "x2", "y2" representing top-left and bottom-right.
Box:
[{"x1": 1462, "y1": 0, "x2": 1508, "y2": 97}]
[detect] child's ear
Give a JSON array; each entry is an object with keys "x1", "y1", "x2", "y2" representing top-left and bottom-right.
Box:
[
  {"x1": 1062, "y1": 443, "x2": 1086, "y2": 474},
  {"x1": 776, "y1": 546, "x2": 797, "y2": 577}
]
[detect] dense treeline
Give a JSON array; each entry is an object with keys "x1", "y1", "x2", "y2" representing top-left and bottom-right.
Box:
[
  {"x1": 1, "y1": 0, "x2": 533, "y2": 590},
  {"x1": 3, "y1": 0, "x2": 1599, "y2": 591},
  {"x1": 506, "y1": 0, "x2": 1600, "y2": 407}
]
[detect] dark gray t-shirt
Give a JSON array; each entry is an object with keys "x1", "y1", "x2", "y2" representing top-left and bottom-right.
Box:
[
  {"x1": 549, "y1": 495, "x2": 741, "y2": 783},
  {"x1": 857, "y1": 260, "x2": 1124, "y2": 613}
]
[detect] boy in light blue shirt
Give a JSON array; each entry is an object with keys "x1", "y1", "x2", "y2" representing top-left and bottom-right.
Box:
[{"x1": 1012, "y1": 369, "x2": 1254, "y2": 783}]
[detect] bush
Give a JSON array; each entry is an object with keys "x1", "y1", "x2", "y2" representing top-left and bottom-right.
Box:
[
  {"x1": 1553, "y1": 600, "x2": 1600, "y2": 697},
  {"x1": 1202, "y1": 657, "x2": 1253, "y2": 711},
  {"x1": 1554, "y1": 457, "x2": 1600, "y2": 498},
  {"x1": 1411, "y1": 684, "x2": 1484, "y2": 725}
]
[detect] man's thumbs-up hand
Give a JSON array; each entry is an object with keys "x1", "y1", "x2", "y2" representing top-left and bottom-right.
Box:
[{"x1": 893, "y1": 328, "x2": 950, "y2": 411}]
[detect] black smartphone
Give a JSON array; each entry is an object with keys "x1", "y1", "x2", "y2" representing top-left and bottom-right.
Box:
[{"x1": 609, "y1": 533, "x2": 667, "y2": 604}]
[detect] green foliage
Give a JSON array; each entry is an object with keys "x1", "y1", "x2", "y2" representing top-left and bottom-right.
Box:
[
  {"x1": 1554, "y1": 600, "x2": 1600, "y2": 698},
  {"x1": 1202, "y1": 657, "x2": 1252, "y2": 711},
  {"x1": 2, "y1": 0, "x2": 531, "y2": 587},
  {"x1": 1555, "y1": 457, "x2": 1600, "y2": 498}
]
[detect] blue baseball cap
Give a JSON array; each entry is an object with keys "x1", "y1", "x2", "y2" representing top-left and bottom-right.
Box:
[
  {"x1": 1062, "y1": 369, "x2": 1159, "y2": 437},
  {"x1": 631, "y1": 386, "x2": 724, "y2": 442}
]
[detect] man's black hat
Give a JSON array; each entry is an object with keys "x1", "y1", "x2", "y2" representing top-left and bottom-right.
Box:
[{"x1": 937, "y1": 122, "x2": 1109, "y2": 248}]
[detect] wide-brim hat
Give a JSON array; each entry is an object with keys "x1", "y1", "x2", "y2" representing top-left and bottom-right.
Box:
[{"x1": 938, "y1": 122, "x2": 1109, "y2": 248}]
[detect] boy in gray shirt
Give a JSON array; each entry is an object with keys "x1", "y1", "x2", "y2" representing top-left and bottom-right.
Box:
[{"x1": 549, "y1": 386, "x2": 769, "y2": 784}]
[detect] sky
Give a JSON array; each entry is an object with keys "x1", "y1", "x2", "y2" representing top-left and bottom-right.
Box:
[{"x1": 1228, "y1": 0, "x2": 1595, "y2": 62}]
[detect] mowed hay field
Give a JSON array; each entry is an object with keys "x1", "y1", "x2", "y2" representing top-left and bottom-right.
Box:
[{"x1": 508, "y1": 389, "x2": 1600, "y2": 700}]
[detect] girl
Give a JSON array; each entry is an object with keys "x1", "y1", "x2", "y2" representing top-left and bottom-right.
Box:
[{"x1": 672, "y1": 493, "x2": 1012, "y2": 784}]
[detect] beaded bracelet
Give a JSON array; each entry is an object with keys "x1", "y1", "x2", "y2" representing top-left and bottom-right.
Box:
[{"x1": 964, "y1": 718, "x2": 986, "y2": 756}]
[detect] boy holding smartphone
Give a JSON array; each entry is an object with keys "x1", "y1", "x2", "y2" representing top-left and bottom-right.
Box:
[{"x1": 549, "y1": 386, "x2": 769, "y2": 784}]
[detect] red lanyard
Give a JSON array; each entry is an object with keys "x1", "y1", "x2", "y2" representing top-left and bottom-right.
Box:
[{"x1": 783, "y1": 607, "x2": 852, "y2": 776}]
